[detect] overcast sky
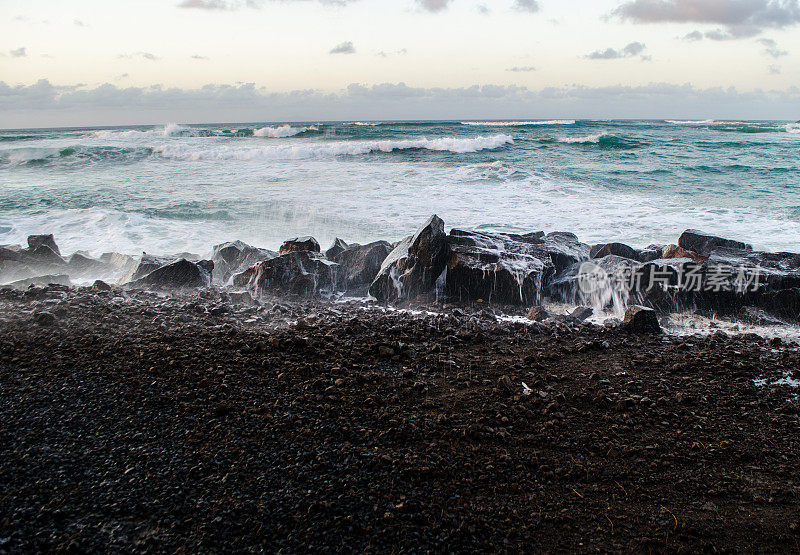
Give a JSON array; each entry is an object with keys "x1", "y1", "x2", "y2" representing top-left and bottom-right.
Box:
[{"x1": 2, "y1": 0, "x2": 799, "y2": 126}]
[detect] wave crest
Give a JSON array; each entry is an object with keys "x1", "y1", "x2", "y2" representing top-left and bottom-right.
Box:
[
  {"x1": 253, "y1": 125, "x2": 318, "y2": 138},
  {"x1": 461, "y1": 120, "x2": 575, "y2": 126}
]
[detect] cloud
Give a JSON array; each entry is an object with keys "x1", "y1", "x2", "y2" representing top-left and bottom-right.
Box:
[
  {"x1": 758, "y1": 37, "x2": 788, "y2": 57},
  {"x1": 377, "y1": 48, "x2": 408, "y2": 57},
  {"x1": 476, "y1": 4, "x2": 490, "y2": 14},
  {"x1": 177, "y1": 0, "x2": 263, "y2": 9},
  {"x1": 768, "y1": 64, "x2": 781, "y2": 73},
  {"x1": 9, "y1": 47, "x2": 27, "y2": 58},
  {"x1": 585, "y1": 41, "x2": 647, "y2": 59},
  {"x1": 191, "y1": 54, "x2": 210, "y2": 60},
  {"x1": 415, "y1": 0, "x2": 452, "y2": 12},
  {"x1": 74, "y1": 19, "x2": 86, "y2": 27},
  {"x1": 118, "y1": 52, "x2": 161, "y2": 61},
  {"x1": 506, "y1": 66, "x2": 537, "y2": 72},
  {"x1": 330, "y1": 41, "x2": 355, "y2": 54},
  {"x1": 613, "y1": 0, "x2": 800, "y2": 37},
  {"x1": 513, "y1": 0, "x2": 540, "y2": 12},
  {"x1": 4, "y1": 79, "x2": 799, "y2": 128},
  {"x1": 682, "y1": 29, "x2": 704, "y2": 39}
]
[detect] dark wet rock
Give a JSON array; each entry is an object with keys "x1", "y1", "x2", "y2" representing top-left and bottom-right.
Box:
[
  {"x1": 542, "y1": 232, "x2": 591, "y2": 273},
  {"x1": 228, "y1": 291, "x2": 254, "y2": 306},
  {"x1": 570, "y1": 306, "x2": 594, "y2": 322},
  {"x1": 27, "y1": 234, "x2": 60, "y2": 256},
  {"x1": 24, "y1": 244, "x2": 66, "y2": 266},
  {"x1": 526, "y1": 306, "x2": 550, "y2": 321},
  {"x1": 279, "y1": 236, "x2": 320, "y2": 255},
  {"x1": 333, "y1": 240, "x2": 393, "y2": 293},
  {"x1": 118, "y1": 254, "x2": 174, "y2": 284},
  {"x1": 325, "y1": 238, "x2": 349, "y2": 260},
  {"x1": 34, "y1": 311, "x2": 57, "y2": 326},
  {"x1": 130, "y1": 259, "x2": 213, "y2": 289},
  {"x1": 662, "y1": 244, "x2": 705, "y2": 262},
  {"x1": 637, "y1": 245, "x2": 664, "y2": 263},
  {"x1": 0, "y1": 246, "x2": 24, "y2": 263},
  {"x1": 67, "y1": 253, "x2": 111, "y2": 277},
  {"x1": 369, "y1": 215, "x2": 449, "y2": 302},
  {"x1": 233, "y1": 251, "x2": 338, "y2": 297},
  {"x1": 592, "y1": 242, "x2": 639, "y2": 261},
  {"x1": 548, "y1": 255, "x2": 639, "y2": 305},
  {"x1": 758, "y1": 289, "x2": 800, "y2": 320},
  {"x1": 91, "y1": 280, "x2": 112, "y2": 291},
  {"x1": 622, "y1": 305, "x2": 661, "y2": 334},
  {"x1": 678, "y1": 229, "x2": 752, "y2": 257},
  {"x1": 211, "y1": 240, "x2": 277, "y2": 284},
  {"x1": 444, "y1": 229, "x2": 556, "y2": 305},
  {"x1": 4, "y1": 274, "x2": 72, "y2": 290}
]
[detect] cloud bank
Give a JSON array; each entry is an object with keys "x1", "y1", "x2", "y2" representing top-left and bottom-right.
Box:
[{"x1": 2, "y1": 79, "x2": 799, "y2": 128}]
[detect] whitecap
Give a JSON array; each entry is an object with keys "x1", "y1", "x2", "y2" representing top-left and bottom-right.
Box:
[
  {"x1": 461, "y1": 120, "x2": 575, "y2": 126},
  {"x1": 253, "y1": 125, "x2": 316, "y2": 138}
]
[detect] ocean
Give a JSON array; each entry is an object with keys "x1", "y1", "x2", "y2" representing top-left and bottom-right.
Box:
[{"x1": 1, "y1": 119, "x2": 799, "y2": 257}]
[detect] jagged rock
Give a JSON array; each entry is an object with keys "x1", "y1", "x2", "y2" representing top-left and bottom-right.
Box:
[
  {"x1": 662, "y1": 244, "x2": 705, "y2": 262},
  {"x1": 678, "y1": 229, "x2": 751, "y2": 257},
  {"x1": 118, "y1": 254, "x2": 174, "y2": 285},
  {"x1": 592, "y1": 242, "x2": 638, "y2": 261},
  {"x1": 24, "y1": 245, "x2": 65, "y2": 266},
  {"x1": 333, "y1": 241, "x2": 393, "y2": 293},
  {"x1": 279, "y1": 236, "x2": 320, "y2": 255},
  {"x1": 622, "y1": 305, "x2": 661, "y2": 334},
  {"x1": 91, "y1": 280, "x2": 112, "y2": 291},
  {"x1": 570, "y1": 306, "x2": 594, "y2": 322},
  {"x1": 526, "y1": 306, "x2": 550, "y2": 322},
  {"x1": 444, "y1": 229, "x2": 556, "y2": 305},
  {"x1": 211, "y1": 240, "x2": 276, "y2": 284},
  {"x1": 233, "y1": 251, "x2": 338, "y2": 298},
  {"x1": 369, "y1": 215, "x2": 449, "y2": 302},
  {"x1": 4, "y1": 274, "x2": 72, "y2": 290},
  {"x1": 0, "y1": 246, "x2": 24, "y2": 262},
  {"x1": 542, "y1": 232, "x2": 591, "y2": 273},
  {"x1": 130, "y1": 259, "x2": 213, "y2": 289},
  {"x1": 99, "y1": 252, "x2": 138, "y2": 278},
  {"x1": 67, "y1": 253, "x2": 111, "y2": 277},
  {"x1": 27, "y1": 234, "x2": 60, "y2": 256},
  {"x1": 325, "y1": 238, "x2": 349, "y2": 260}
]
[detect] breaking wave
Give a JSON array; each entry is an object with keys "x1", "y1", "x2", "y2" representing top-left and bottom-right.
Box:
[
  {"x1": 556, "y1": 134, "x2": 638, "y2": 149},
  {"x1": 153, "y1": 135, "x2": 514, "y2": 161},
  {"x1": 461, "y1": 120, "x2": 575, "y2": 126},
  {"x1": 253, "y1": 125, "x2": 318, "y2": 138},
  {"x1": 665, "y1": 119, "x2": 715, "y2": 125}
]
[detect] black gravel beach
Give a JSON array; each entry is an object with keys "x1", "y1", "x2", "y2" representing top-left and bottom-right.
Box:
[{"x1": 1, "y1": 285, "x2": 799, "y2": 552}]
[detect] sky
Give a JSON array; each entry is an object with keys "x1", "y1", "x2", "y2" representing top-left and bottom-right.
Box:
[{"x1": 1, "y1": 0, "x2": 799, "y2": 126}]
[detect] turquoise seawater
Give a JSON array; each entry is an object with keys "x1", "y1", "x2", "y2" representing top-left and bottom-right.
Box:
[{"x1": 0, "y1": 119, "x2": 798, "y2": 256}]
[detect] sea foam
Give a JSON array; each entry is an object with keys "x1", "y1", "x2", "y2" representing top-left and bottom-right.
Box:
[
  {"x1": 254, "y1": 125, "x2": 317, "y2": 138},
  {"x1": 461, "y1": 120, "x2": 575, "y2": 126}
]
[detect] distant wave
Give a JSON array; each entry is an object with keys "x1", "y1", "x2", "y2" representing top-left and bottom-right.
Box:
[
  {"x1": 557, "y1": 133, "x2": 638, "y2": 149},
  {"x1": 0, "y1": 145, "x2": 153, "y2": 167},
  {"x1": 709, "y1": 124, "x2": 786, "y2": 134},
  {"x1": 665, "y1": 119, "x2": 715, "y2": 125},
  {"x1": 787, "y1": 123, "x2": 800, "y2": 134},
  {"x1": 461, "y1": 120, "x2": 575, "y2": 126},
  {"x1": 153, "y1": 135, "x2": 513, "y2": 161},
  {"x1": 253, "y1": 125, "x2": 318, "y2": 138}
]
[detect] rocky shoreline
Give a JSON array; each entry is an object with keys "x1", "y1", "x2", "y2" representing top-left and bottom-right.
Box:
[
  {"x1": 2, "y1": 218, "x2": 800, "y2": 551},
  {"x1": 0, "y1": 285, "x2": 799, "y2": 551}
]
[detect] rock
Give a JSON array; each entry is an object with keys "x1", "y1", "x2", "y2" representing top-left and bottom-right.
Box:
[
  {"x1": 24, "y1": 244, "x2": 65, "y2": 266},
  {"x1": 369, "y1": 215, "x2": 449, "y2": 302},
  {"x1": 548, "y1": 255, "x2": 639, "y2": 308},
  {"x1": 27, "y1": 234, "x2": 60, "y2": 256},
  {"x1": 67, "y1": 253, "x2": 111, "y2": 277},
  {"x1": 678, "y1": 229, "x2": 751, "y2": 257},
  {"x1": 592, "y1": 242, "x2": 638, "y2": 261},
  {"x1": 637, "y1": 245, "x2": 664, "y2": 263},
  {"x1": 526, "y1": 306, "x2": 550, "y2": 322},
  {"x1": 444, "y1": 229, "x2": 556, "y2": 305},
  {"x1": 662, "y1": 244, "x2": 705, "y2": 262},
  {"x1": 228, "y1": 291, "x2": 254, "y2": 306},
  {"x1": 0, "y1": 246, "x2": 24, "y2": 262},
  {"x1": 279, "y1": 236, "x2": 320, "y2": 255},
  {"x1": 232, "y1": 251, "x2": 338, "y2": 298},
  {"x1": 622, "y1": 305, "x2": 661, "y2": 334},
  {"x1": 130, "y1": 259, "x2": 213, "y2": 289},
  {"x1": 333, "y1": 241, "x2": 393, "y2": 293},
  {"x1": 91, "y1": 280, "x2": 112, "y2": 291},
  {"x1": 118, "y1": 254, "x2": 174, "y2": 285},
  {"x1": 325, "y1": 238, "x2": 349, "y2": 260},
  {"x1": 211, "y1": 240, "x2": 276, "y2": 284},
  {"x1": 570, "y1": 306, "x2": 594, "y2": 322},
  {"x1": 34, "y1": 311, "x2": 57, "y2": 326},
  {"x1": 4, "y1": 274, "x2": 72, "y2": 290}
]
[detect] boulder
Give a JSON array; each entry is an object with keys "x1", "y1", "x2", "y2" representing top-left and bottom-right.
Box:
[
  {"x1": 369, "y1": 215, "x2": 449, "y2": 302},
  {"x1": 637, "y1": 245, "x2": 664, "y2": 263},
  {"x1": 325, "y1": 238, "x2": 349, "y2": 260},
  {"x1": 662, "y1": 244, "x2": 705, "y2": 263},
  {"x1": 592, "y1": 242, "x2": 638, "y2": 261},
  {"x1": 118, "y1": 254, "x2": 174, "y2": 285},
  {"x1": 67, "y1": 253, "x2": 111, "y2": 277},
  {"x1": 129, "y1": 259, "x2": 213, "y2": 289},
  {"x1": 91, "y1": 280, "x2": 113, "y2": 291},
  {"x1": 548, "y1": 255, "x2": 639, "y2": 307},
  {"x1": 0, "y1": 246, "x2": 24, "y2": 263},
  {"x1": 233, "y1": 251, "x2": 338, "y2": 298},
  {"x1": 211, "y1": 240, "x2": 276, "y2": 284},
  {"x1": 622, "y1": 305, "x2": 661, "y2": 334},
  {"x1": 570, "y1": 306, "x2": 594, "y2": 322},
  {"x1": 526, "y1": 306, "x2": 550, "y2": 322},
  {"x1": 24, "y1": 244, "x2": 65, "y2": 266},
  {"x1": 279, "y1": 236, "x2": 320, "y2": 255},
  {"x1": 27, "y1": 234, "x2": 60, "y2": 256},
  {"x1": 444, "y1": 229, "x2": 556, "y2": 305},
  {"x1": 333, "y1": 240, "x2": 393, "y2": 293},
  {"x1": 4, "y1": 274, "x2": 72, "y2": 290},
  {"x1": 678, "y1": 229, "x2": 751, "y2": 257}
]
